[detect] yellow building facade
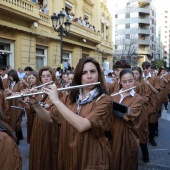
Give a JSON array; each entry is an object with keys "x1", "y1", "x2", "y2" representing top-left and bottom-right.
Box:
[{"x1": 0, "y1": 0, "x2": 113, "y2": 70}]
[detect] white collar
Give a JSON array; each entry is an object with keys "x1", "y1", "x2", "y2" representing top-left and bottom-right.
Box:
[
  {"x1": 120, "y1": 88, "x2": 135, "y2": 97},
  {"x1": 1, "y1": 74, "x2": 8, "y2": 80},
  {"x1": 78, "y1": 87, "x2": 97, "y2": 102},
  {"x1": 142, "y1": 72, "x2": 151, "y2": 80}
]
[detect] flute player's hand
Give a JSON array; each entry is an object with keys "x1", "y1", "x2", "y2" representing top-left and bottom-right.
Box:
[{"x1": 43, "y1": 84, "x2": 59, "y2": 102}]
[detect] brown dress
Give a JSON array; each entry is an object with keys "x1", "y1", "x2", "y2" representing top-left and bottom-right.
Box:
[
  {"x1": 110, "y1": 93, "x2": 143, "y2": 170},
  {"x1": 135, "y1": 81, "x2": 151, "y2": 143},
  {"x1": 0, "y1": 131, "x2": 22, "y2": 170},
  {"x1": 5, "y1": 82, "x2": 25, "y2": 131},
  {"x1": 106, "y1": 80, "x2": 121, "y2": 94},
  {"x1": 49, "y1": 94, "x2": 113, "y2": 170},
  {"x1": 29, "y1": 97, "x2": 60, "y2": 170}
]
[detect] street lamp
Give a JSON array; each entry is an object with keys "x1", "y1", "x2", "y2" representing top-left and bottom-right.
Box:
[{"x1": 51, "y1": 12, "x2": 71, "y2": 64}]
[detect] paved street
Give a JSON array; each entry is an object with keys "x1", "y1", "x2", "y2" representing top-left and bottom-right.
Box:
[{"x1": 19, "y1": 105, "x2": 170, "y2": 170}]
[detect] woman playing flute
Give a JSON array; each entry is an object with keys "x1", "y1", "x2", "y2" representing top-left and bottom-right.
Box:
[
  {"x1": 110, "y1": 68, "x2": 143, "y2": 170},
  {"x1": 5, "y1": 70, "x2": 25, "y2": 144},
  {"x1": 29, "y1": 57, "x2": 113, "y2": 170},
  {"x1": 29, "y1": 66, "x2": 60, "y2": 170}
]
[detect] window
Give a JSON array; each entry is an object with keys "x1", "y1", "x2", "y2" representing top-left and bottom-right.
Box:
[
  {"x1": 101, "y1": 22, "x2": 104, "y2": 38},
  {"x1": 62, "y1": 50, "x2": 72, "y2": 66},
  {"x1": 36, "y1": 46, "x2": 47, "y2": 70},
  {"x1": 125, "y1": 34, "x2": 130, "y2": 39},
  {"x1": 0, "y1": 39, "x2": 14, "y2": 67},
  {"x1": 125, "y1": 13, "x2": 130, "y2": 18},
  {"x1": 106, "y1": 26, "x2": 109, "y2": 40},
  {"x1": 125, "y1": 23, "x2": 130, "y2": 28}
]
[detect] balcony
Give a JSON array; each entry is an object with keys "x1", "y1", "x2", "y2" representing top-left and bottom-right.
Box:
[
  {"x1": 138, "y1": 7, "x2": 150, "y2": 14},
  {"x1": 138, "y1": 28, "x2": 150, "y2": 34},
  {"x1": 138, "y1": 49, "x2": 151, "y2": 55},
  {"x1": 138, "y1": 18, "x2": 150, "y2": 24},
  {"x1": 138, "y1": 39, "x2": 150, "y2": 45},
  {"x1": 0, "y1": 0, "x2": 40, "y2": 22},
  {"x1": 69, "y1": 21, "x2": 101, "y2": 45}
]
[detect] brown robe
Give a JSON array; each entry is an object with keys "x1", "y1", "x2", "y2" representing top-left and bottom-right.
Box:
[
  {"x1": 135, "y1": 81, "x2": 151, "y2": 143},
  {"x1": 0, "y1": 131, "x2": 22, "y2": 170},
  {"x1": 2, "y1": 78, "x2": 9, "y2": 90},
  {"x1": 106, "y1": 80, "x2": 121, "y2": 94},
  {"x1": 146, "y1": 77, "x2": 159, "y2": 123},
  {"x1": 164, "y1": 73, "x2": 170, "y2": 94},
  {"x1": 29, "y1": 97, "x2": 59, "y2": 170},
  {"x1": 5, "y1": 82, "x2": 25, "y2": 131},
  {"x1": 0, "y1": 90, "x2": 8, "y2": 115},
  {"x1": 50, "y1": 94, "x2": 113, "y2": 170},
  {"x1": 110, "y1": 93, "x2": 143, "y2": 170}
]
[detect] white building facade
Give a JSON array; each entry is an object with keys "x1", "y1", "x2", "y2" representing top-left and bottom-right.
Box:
[{"x1": 114, "y1": 0, "x2": 156, "y2": 67}]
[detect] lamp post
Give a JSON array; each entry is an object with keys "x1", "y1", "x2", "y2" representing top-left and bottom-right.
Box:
[{"x1": 51, "y1": 12, "x2": 71, "y2": 65}]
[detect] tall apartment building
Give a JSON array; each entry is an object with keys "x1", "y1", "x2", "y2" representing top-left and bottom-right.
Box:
[
  {"x1": 0, "y1": 0, "x2": 113, "y2": 70},
  {"x1": 114, "y1": 0, "x2": 156, "y2": 67},
  {"x1": 157, "y1": 9, "x2": 170, "y2": 67}
]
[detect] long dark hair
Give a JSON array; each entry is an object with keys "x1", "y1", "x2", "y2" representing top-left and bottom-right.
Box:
[
  {"x1": 119, "y1": 68, "x2": 134, "y2": 89},
  {"x1": 70, "y1": 57, "x2": 108, "y2": 103},
  {"x1": 8, "y1": 70, "x2": 20, "y2": 83},
  {"x1": 119, "y1": 68, "x2": 134, "y2": 80},
  {"x1": 113, "y1": 59, "x2": 131, "y2": 69},
  {"x1": 30, "y1": 71, "x2": 40, "y2": 87},
  {"x1": 132, "y1": 66, "x2": 143, "y2": 82}
]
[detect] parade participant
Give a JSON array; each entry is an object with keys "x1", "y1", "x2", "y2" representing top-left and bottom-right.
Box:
[
  {"x1": 29, "y1": 66, "x2": 60, "y2": 170},
  {"x1": 110, "y1": 68, "x2": 143, "y2": 170},
  {"x1": 132, "y1": 66, "x2": 152, "y2": 163},
  {"x1": 29, "y1": 57, "x2": 113, "y2": 169},
  {"x1": 0, "y1": 65, "x2": 9, "y2": 89},
  {"x1": 22, "y1": 66, "x2": 34, "y2": 88},
  {"x1": 67, "y1": 71, "x2": 74, "y2": 86},
  {"x1": 0, "y1": 111, "x2": 22, "y2": 170},
  {"x1": 19, "y1": 71, "x2": 40, "y2": 143},
  {"x1": 5, "y1": 70, "x2": 25, "y2": 144},
  {"x1": 142, "y1": 62, "x2": 159, "y2": 146},
  {"x1": 107, "y1": 59, "x2": 131, "y2": 94}
]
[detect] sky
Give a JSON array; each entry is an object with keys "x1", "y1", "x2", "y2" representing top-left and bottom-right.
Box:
[{"x1": 107, "y1": 0, "x2": 170, "y2": 14}]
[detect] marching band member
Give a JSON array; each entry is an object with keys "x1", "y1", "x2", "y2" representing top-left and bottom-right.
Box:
[
  {"x1": 29, "y1": 57, "x2": 113, "y2": 170},
  {"x1": 142, "y1": 62, "x2": 159, "y2": 147},
  {"x1": 110, "y1": 68, "x2": 143, "y2": 170},
  {"x1": 132, "y1": 66, "x2": 152, "y2": 163},
  {"x1": 5, "y1": 70, "x2": 25, "y2": 144},
  {"x1": 107, "y1": 59, "x2": 131, "y2": 94}
]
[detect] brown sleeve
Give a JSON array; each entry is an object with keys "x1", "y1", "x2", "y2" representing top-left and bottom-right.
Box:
[
  {"x1": 0, "y1": 132, "x2": 22, "y2": 170},
  {"x1": 85, "y1": 95, "x2": 113, "y2": 138},
  {"x1": 49, "y1": 95, "x2": 68, "y2": 124},
  {"x1": 153, "y1": 76, "x2": 161, "y2": 90},
  {"x1": 126, "y1": 95, "x2": 143, "y2": 122}
]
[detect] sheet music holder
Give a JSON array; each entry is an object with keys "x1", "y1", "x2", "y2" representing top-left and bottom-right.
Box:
[{"x1": 112, "y1": 101, "x2": 129, "y2": 115}]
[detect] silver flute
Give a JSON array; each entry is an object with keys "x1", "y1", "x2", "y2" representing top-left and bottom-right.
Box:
[
  {"x1": 111, "y1": 86, "x2": 136, "y2": 97},
  {"x1": 5, "y1": 82, "x2": 101, "y2": 100}
]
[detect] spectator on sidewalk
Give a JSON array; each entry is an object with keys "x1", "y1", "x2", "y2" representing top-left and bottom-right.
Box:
[{"x1": 17, "y1": 68, "x2": 25, "y2": 80}]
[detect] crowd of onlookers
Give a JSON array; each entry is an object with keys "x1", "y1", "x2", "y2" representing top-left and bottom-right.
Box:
[{"x1": 36, "y1": 4, "x2": 99, "y2": 33}]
